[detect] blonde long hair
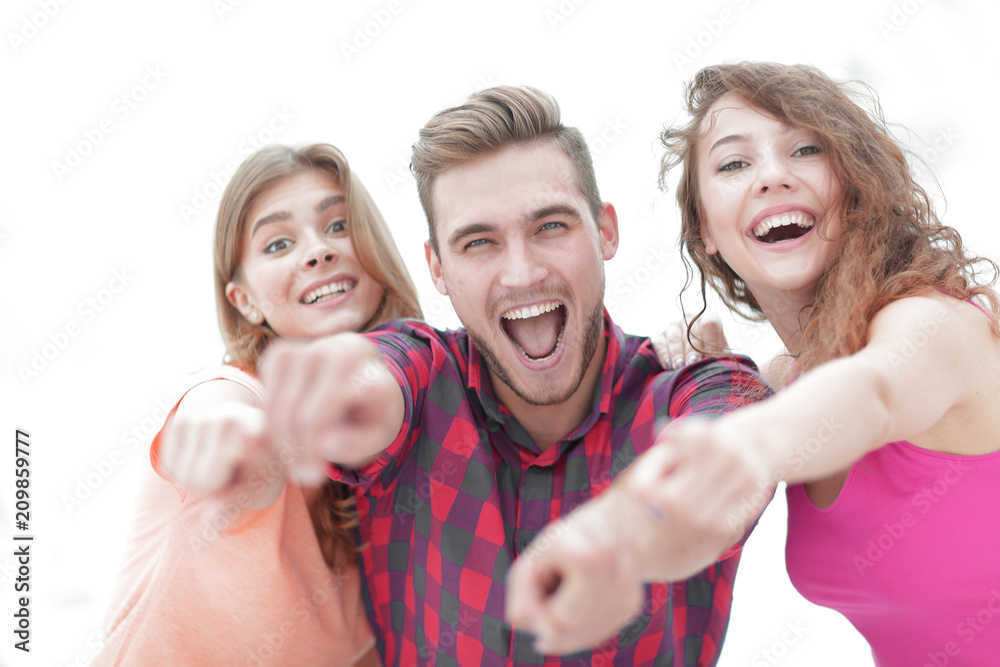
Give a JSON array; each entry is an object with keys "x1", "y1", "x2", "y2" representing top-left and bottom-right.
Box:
[{"x1": 213, "y1": 143, "x2": 422, "y2": 567}]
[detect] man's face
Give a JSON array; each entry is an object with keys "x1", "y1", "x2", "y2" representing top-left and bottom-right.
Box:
[{"x1": 426, "y1": 141, "x2": 619, "y2": 407}]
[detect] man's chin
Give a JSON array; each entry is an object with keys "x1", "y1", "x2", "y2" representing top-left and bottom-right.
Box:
[
  {"x1": 505, "y1": 372, "x2": 580, "y2": 407},
  {"x1": 481, "y1": 338, "x2": 599, "y2": 408}
]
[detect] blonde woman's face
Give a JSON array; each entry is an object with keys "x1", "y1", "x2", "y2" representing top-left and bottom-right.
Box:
[{"x1": 226, "y1": 170, "x2": 384, "y2": 340}]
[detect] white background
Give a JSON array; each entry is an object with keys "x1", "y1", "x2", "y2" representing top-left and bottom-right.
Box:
[{"x1": 2, "y1": 0, "x2": 997, "y2": 665}]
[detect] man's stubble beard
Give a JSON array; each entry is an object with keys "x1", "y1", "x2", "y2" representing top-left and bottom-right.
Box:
[{"x1": 469, "y1": 296, "x2": 604, "y2": 407}]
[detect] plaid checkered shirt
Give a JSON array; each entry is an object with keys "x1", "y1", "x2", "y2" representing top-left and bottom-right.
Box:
[{"x1": 331, "y1": 312, "x2": 768, "y2": 666}]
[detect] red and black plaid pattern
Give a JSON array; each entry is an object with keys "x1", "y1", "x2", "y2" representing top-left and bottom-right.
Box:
[{"x1": 331, "y1": 312, "x2": 768, "y2": 666}]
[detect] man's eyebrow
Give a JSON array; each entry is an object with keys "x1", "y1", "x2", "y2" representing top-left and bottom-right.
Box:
[
  {"x1": 446, "y1": 204, "x2": 585, "y2": 249},
  {"x1": 526, "y1": 204, "x2": 580, "y2": 224},
  {"x1": 447, "y1": 222, "x2": 497, "y2": 249},
  {"x1": 251, "y1": 211, "x2": 291, "y2": 237},
  {"x1": 316, "y1": 195, "x2": 345, "y2": 212}
]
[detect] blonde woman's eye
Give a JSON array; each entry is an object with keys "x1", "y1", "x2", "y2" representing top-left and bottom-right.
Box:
[
  {"x1": 719, "y1": 158, "x2": 748, "y2": 172},
  {"x1": 795, "y1": 145, "x2": 821, "y2": 157},
  {"x1": 327, "y1": 220, "x2": 347, "y2": 234},
  {"x1": 264, "y1": 239, "x2": 292, "y2": 253}
]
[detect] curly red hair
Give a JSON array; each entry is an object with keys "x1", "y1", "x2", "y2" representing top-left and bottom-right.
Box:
[{"x1": 660, "y1": 62, "x2": 999, "y2": 373}]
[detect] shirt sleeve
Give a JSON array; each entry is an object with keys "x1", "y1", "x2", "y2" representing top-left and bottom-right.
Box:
[
  {"x1": 327, "y1": 320, "x2": 444, "y2": 497},
  {"x1": 661, "y1": 354, "x2": 771, "y2": 421}
]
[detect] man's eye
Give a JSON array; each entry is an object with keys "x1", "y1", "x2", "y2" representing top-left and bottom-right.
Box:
[
  {"x1": 539, "y1": 222, "x2": 564, "y2": 232},
  {"x1": 465, "y1": 238, "x2": 489, "y2": 249},
  {"x1": 264, "y1": 239, "x2": 292, "y2": 253}
]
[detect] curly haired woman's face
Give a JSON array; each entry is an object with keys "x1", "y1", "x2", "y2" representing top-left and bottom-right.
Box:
[
  {"x1": 695, "y1": 93, "x2": 843, "y2": 308},
  {"x1": 225, "y1": 170, "x2": 384, "y2": 340}
]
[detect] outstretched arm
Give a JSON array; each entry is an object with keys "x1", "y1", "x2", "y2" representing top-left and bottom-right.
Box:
[
  {"x1": 157, "y1": 379, "x2": 285, "y2": 510},
  {"x1": 259, "y1": 332, "x2": 405, "y2": 482},
  {"x1": 695, "y1": 294, "x2": 970, "y2": 489},
  {"x1": 630, "y1": 293, "x2": 984, "y2": 561},
  {"x1": 506, "y1": 357, "x2": 768, "y2": 654}
]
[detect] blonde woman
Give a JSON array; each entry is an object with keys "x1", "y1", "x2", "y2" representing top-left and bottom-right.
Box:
[{"x1": 96, "y1": 144, "x2": 421, "y2": 666}]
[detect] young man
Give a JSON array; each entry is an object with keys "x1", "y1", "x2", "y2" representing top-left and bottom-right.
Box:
[{"x1": 260, "y1": 86, "x2": 768, "y2": 666}]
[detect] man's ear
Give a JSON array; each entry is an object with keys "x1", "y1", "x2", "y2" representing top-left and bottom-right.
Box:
[
  {"x1": 598, "y1": 203, "x2": 620, "y2": 261},
  {"x1": 425, "y1": 240, "x2": 448, "y2": 295},
  {"x1": 225, "y1": 281, "x2": 264, "y2": 324}
]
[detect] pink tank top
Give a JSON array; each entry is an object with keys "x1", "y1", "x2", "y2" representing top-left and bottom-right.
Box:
[{"x1": 786, "y1": 440, "x2": 1000, "y2": 666}]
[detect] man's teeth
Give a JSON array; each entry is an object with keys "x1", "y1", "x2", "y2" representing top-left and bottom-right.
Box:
[
  {"x1": 501, "y1": 300, "x2": 562, "y2": 320},
  {"x1": 304, "y1": 281, "x2": 354, "y2": 304},
  {"x1": 753, "y1": 212, "x2": 815, "y2": 238}
]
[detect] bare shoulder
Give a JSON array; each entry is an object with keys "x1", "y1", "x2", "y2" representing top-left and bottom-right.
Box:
[
  {"x1": 870, "y1": 293, "x2": 1000, "y2": 455},
  {"x1": 865, "y1": 292, "x2": 999, "y2": 358},
  {"x1": 174, "y1": 377, "x2": 263, "y2": 418},
  {"x1": 873, "y1": 291, "x2": 993, "y2": 331}
]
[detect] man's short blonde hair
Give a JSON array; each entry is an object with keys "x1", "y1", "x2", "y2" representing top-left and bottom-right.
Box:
[{"x1": 410, "y1": 85, "x2": 602, "y2": 253}]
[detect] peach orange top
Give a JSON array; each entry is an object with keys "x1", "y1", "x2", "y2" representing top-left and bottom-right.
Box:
[{"x1": 93, "y1": 365, "x2": 375, "y2": 666}]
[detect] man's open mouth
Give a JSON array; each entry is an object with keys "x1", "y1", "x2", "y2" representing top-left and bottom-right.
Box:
[{"x1": 500, "y1": 300, "x2": 567, "y2": 362}]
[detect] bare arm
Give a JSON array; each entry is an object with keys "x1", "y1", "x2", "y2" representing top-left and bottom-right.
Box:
[
  {"x1": 157, "y1": 378, "x2": 286, "y2": 510},
  {"x1": 724, "y1": 295, "x2": 969, "y2": 484},
  {"x1": 629, "y1": 294, "x2": 980, "y2": 553},
  {"x1": 260, "y1": 332, "x2": 405, "y2": 477},
  {"x1": 506, "y1": 358, "x2": 766, "y2": 653}
]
